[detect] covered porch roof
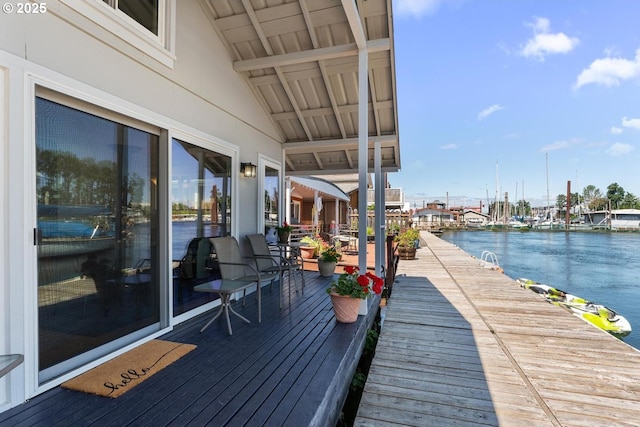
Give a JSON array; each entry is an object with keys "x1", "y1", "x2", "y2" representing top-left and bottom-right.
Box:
[
  {"x1": 289, "y1": 176, "x2": 350, "y2": 202},
  {"x1": 202, "y1": 0, "x2": 400, "y2": 175}
]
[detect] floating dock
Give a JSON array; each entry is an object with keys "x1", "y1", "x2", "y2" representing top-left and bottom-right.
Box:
[{"x1": 356, "y1": 231, "x2": 640, "y2": 426}]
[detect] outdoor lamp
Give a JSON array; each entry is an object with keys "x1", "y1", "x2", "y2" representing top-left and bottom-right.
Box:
[{"x1": 241, "y1": 162, "x2": 257, "y2": 178}]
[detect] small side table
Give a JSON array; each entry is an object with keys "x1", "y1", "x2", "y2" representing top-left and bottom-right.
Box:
[
  {"x1": 194, "y1": 278, "x2": 259, "y2": 335},
  {"x1": 0, "y1": 354, "x2": 24, "y2": 378}
]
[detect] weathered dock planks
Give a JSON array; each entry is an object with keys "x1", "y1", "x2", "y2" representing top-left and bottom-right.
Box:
[{"x1": 355, "y1": 231, "x2": 640, "y2": 427}]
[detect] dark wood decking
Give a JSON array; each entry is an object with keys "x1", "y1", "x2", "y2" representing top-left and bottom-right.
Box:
[
  {"x1": 356, "y1": 232, "x2": 640, "y2": 426},
  {"x1": 0, "y1": 272, "x2": 380, "y2": 427}
]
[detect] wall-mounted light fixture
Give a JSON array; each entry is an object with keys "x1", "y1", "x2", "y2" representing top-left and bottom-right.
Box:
[{"x1": 240, "y1": 162, "x2": 257, "y2": 178}]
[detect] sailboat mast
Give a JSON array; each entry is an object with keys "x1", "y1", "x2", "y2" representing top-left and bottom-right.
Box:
[
  {"x1": 495, "y1": 161, "x2": 500, "y2": 222},
  {"x1": 515, "y1": 182, "x2": 518, "y2": 219},
  {"x1": 485, "y1": 185, "x2": 489, "y2": 215},
  {"x1": 522, "y1": 180, "x2": 525, "y2": 218},
  {"x1": 546, "y1": 153, "x2": 550, "y2": 220}
]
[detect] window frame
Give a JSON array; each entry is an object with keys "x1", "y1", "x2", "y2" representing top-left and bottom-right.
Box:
[
  {"x1": 59, "y1": 0, "x2": 176, "y2": 68},
  {"x1": 258, "y1": 154, "x2": 282, "y2": 235}
]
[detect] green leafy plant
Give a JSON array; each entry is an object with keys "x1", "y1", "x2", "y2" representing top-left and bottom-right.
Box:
[
  {"x1": 319, "y1": 245, "x2": 341, "y2": 263},
  {"x1": 395, "y1": 228, "x2": 419, "y2": 247},
  {"x1": 326, "y1": 266, "x2": 384, "y2": 299},
  {"x1": 300, "y1": 234, "x2": 324, "y2": 255},
  {"x1": 275, "y1": 221, "x2": 292, "y2": 233}
]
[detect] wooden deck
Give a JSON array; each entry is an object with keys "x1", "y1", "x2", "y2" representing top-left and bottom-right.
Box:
[
  {"x1": 355, "y1": 231, "x2": 640, "y2": 426},
  {"x1": 0, "y1": 272, "x2": 380, "y2": 427}
]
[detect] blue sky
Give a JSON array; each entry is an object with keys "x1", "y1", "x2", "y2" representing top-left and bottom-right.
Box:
[{"x1": 392, "y1": 0, "x2": 640, "y2": 210}]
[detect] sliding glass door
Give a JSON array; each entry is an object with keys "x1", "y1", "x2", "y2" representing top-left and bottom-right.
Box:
[
  {"x1": 171, "y1": 138, "x2": 232, "y2": 316},
  {"x1": 36, "y1": 94, "x2": 160, "y2": 382}
]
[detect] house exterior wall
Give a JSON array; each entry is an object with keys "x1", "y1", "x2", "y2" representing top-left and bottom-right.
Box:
[
  {"x1": 591, "y1": 210, "x2": 640, "y2": 229},
  {"x1": 0, "y1": 1, "x2": 283, "y2": 411},
  {"x1": 462, "y1": 211, "x2": 489, "y2": 226}
]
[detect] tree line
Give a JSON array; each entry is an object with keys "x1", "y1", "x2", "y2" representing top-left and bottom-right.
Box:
[
  {"x1": 489, "y1": 182, "x2": 637, "y2": 219},
  {"x1": 556, "y1": 183, "x2": 639, "y2": 213}
]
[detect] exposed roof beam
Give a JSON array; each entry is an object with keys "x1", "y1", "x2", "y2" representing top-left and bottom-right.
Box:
[
  {"x1": 233, "y1": 39, "x2": 389, "y2": 72},
  {"x1": 312, "y1": 152, "x2": 324, "y2": 169},
  {"x1": 299, "y1": 0, "x2": 318, "y2": 47},
  {"x1": 241, "y1": 0, "x2": 314, "y2": 141},
  {"x1": 274, "y1": 67, "x2": 314, "y2": 141},
  {"x1": 283, "y1": 135, "x2": 398, "y2": 153},
  {"x1": 345, "y1": 148, "x2": 355, "y2": 169},
  {"x1": 285, "y1": 156, "x2": 296, "y2": 172},
  {"x1": 201, "y1": 1, "x2": 288, "y2": 142},
  {"x1": 342, "y1": 0, "x2": 367, "y2": 49},
  {"x1": 299, "y1": 0, "x2": 347, "y2": 139},
  {"x1": 241, "y1": 0, "x2": 273, "y2": 55},
  {"x1": 270, "y1": 100, "x2": 393, "y2": 121},
  {"x1": 368, "y1": 68, "x2": 381, "y2": 136},
  {"x1": 285, "y1": 166, "x2": 399, "y2": 176}
]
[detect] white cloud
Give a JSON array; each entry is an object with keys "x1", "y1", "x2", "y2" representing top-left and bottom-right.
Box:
[
  {"x1": 477, "y1": 104, "x2": 503, "y2": 121},
  {"x1": 396, "y1": 0, "x2": 443, "y2": 17},
  {"x1": 440, "y1": 144, "x2": 458, "y2": 150},
  {"x1": 574, "y1": 48, "x2": 640, "y2": 88},
  {"x1": 606, "y1": 142, "x2": 634, "y2": 156},
  {"x1": 519, "y1": 17, "x2": 579, "y2": 62},
  {"x1": 540, "y1": 138, "x2": 583, "y2": 152},
  {"x1": 622, "y1": 116, "x2": 640, "y2": 130},
  {"x1": 610, "y1": 126, "x2": 623, "y2": 135}
]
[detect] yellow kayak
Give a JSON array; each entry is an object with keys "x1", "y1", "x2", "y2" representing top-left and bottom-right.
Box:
[{"x1": 517, "y1": 278, "x2": 632, "y2": 338}]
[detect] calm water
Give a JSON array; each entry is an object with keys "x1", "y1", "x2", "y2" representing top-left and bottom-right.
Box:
[{"x1": 440, "y1": 230, "x2": 640, "y2": 350}]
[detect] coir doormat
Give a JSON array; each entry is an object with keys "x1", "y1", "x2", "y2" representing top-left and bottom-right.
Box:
[{"x1": 62, "y1": 339, "x2": 196, "y2": 398}]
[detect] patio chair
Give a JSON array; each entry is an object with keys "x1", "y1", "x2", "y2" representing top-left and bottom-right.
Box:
[
  {"x1": 334, "y1": 226, "x2": 358, "y2": 254},
  {"x1": 195, "y1": 236, "x2": 277, "y2": 334},
  {"x1": 178, "y1": 237, "x2": 214, "y2": 282},
  {"x1": 246, "y1": 233, "x2": 305, "y2": 308},
  {"x1": 173, "y1": 237, "x2": 216, "y2": 302}
]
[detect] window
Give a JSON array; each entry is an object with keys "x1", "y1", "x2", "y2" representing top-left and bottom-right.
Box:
[
  {"x1": 60, "y1": 0, "x2": 175, "y2": 67},
  {"x1": 292, "y1": 200, "x2": 301, "y2": 224},
  {"x1": 171, "y1": 138, "x2": 233, "y2": 316},
  {"x1": 264, "y1": 166, "x2": 279, "y2": 235},
  {"x1": 103, "y1": 0, "x2": 158, "y2": 35},
  {"x1": 36, "y1": 92, "x2": 160, "y2": 382}
]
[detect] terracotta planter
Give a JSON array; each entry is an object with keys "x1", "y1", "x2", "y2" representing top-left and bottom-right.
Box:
[
  {"x1": 329, "y1": 293, "x2": 362, "y2": 323},
  {"x1": 299, "y1": 246, "x2": 316, "y2": 259},
  {"x1": 317, "y1": 260, "x2": 336, "y2": 277}
]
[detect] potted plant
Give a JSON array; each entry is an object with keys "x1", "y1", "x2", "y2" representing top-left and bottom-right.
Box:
[
  {"x1": 299, "y1": 234, "x2": 323, "y2": 258},
  {"x1": 395, "y1": 228, "x2": 420, "y2": 260},
  {"x1": 326, "y1": 266, "x2": 384, "y2": 323},
  {"x1": 275, "y1": 221, "x2": 292, "y2": 243},
  {"x1": 317, "y1": 244, "x2": 341, "y2": 277},
  {"x1": 366, "y1": 226, "x2": 375, "y2": 242}
]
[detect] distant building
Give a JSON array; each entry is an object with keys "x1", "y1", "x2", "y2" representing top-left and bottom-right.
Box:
[
  {"x1": 426, "y1": 200, "x2": 447, "y2": 210},
  {"x1": 448, "y1": 203, "x2": 483, "y2": 222},
  {"x1": 589, "y1": 209, "x2": 640, "y2": 230},
  {"x1": 412, "y1": 207, "x2": 454, "y2": 227},
  {"x1": 461, "y1": 210, "x2": 490, "y2": 227}
]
